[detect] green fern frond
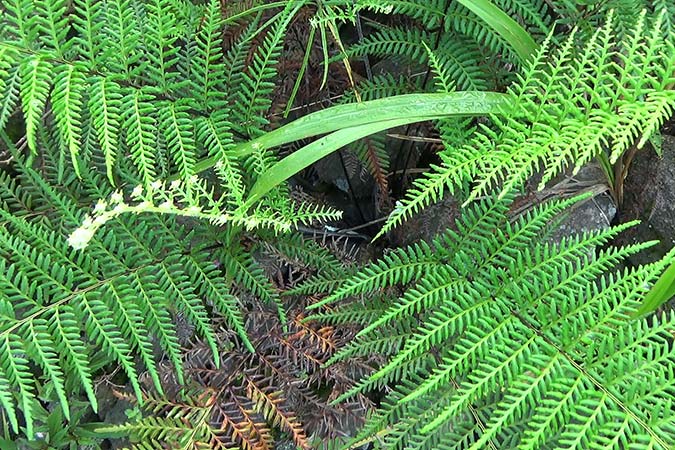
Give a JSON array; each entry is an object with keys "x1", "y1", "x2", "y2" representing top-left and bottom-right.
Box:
[
  {"x1": 345, "y1": 26, "x2": 433, "y2": 66},
  {"x1": 145, "y1": 0, "x2": 181, "y2": 93},
  {"x1": 381, "y1": 10, "x2": 675, "y2": 236},
  {"x1": 287, "y1": 270, "x2": 353, "y2": 297},
  {"x1": 0, "y1": 65, "x2": 21, "y2": 131},
  {"x1": 159, "y1": 101, "x2": 196, "y2": 182},
  {"x1": 123, "y1": 89, "x2": 159, "y2": 185},
  {"x1": 346, "y1": 26, "x2": 490, "y2": 91},
  {"x1": 72, "y1": 0, "x2": 106, "y2": 68},
  {"x1": 88, "y1": 76, "x2": 123, "y2": 184},
  {"x1": 35, "y1": 0, "x2": 71, "y2": 57},
  {"x1": 218, "y1": 239, "x2": 285, "y2": 321},
  {"x1": 307, "y1": 240, "x2": 439, "y2": 310},
  {"x1": 264, "y1": 231, "x2": 344, "y2": 276},
  {"x1": 234, "y1": 3, "x2": 302, "y2": 138},
  {"x1": 103, "y1": 0, "x2": 144, "y2": 79},
  {"x1": 3, "y1": 2, "x2": 674, "y2": 448},
  {"x1": 223, "y1": 13, "x2": 262, "y2": 106},
  {"x1": 320, "y1": 192, "x2": 675, "y2": 449},
  {"x1": 191, "y1": 0, "x2": 226, "y2": 110},
  {"x1": 4, "y1": 0, "x2": 41, "y2": 49},
  {"x1": 19, "y1": 56, "x2": 51, "y2": 154},
  {"x1": 52, "y1": 64, "x2": 86, "y2": 176}
]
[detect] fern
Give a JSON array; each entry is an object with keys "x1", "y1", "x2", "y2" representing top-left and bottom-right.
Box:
[
  {"x1": 312, "y1": 193, "x2": 675, "y2": 449},
  {"x1": 234, "y1": 3, "x2": 302, "y2": 138},
  {"x1": 0, "y1": 1, "x2": 343, "y2": 441},
  {"x1": 0, "y1": 0, "x2": 307, "y2": 186},
  {"x1": 97, "y1": 275, "x2": 371, "y2": 450},
  {"x1": 2, "y1": 1, "x2": 675, "y2": 448},
  {"x1": 380, "y1": 10, "x2": 675, "y2": 236}
]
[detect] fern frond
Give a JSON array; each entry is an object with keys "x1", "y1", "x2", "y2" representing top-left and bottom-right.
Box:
[
  {"x1": 102, "y1": 0, "x2": 143, "y2": 78},
  {"x1": 19, "y1": 56, "x2": 51, "y2": 154},
  {"x1": 88, "y1": 76, "x2": 123, "y2": 184},
  {"x1": 325, "y1": 192, "x2": 675, "y2": 449},
  {"x1": 220, "y1": 239, "x2": 282, "y2": 312},
  {"x1": 223, "y1": 14, "x2": 261, "y2": 107},
  {"x1": 123, "y1": 89, "x2": 159, "y2": 185},
  {"x1": 159, "y1": 101, "x2": 196, "y2": 182},
  {"x1": 244, "y1": 374, "x2": 310, "y2": 449},
  {"x1": 52, "y1": 64, "x2": 86, "y2": 176},
  {"x1": 72, "y1": 0, "x2": 106, "y2": 68},
  {"x1": 195, "y1": 111, "x2": 245, "y2": 205},
  {"x1": 234, "y1": 3, "x2": 302, "y2": 137},
  {"x1": 0, "y1": 65, "x2": 21, "y2": 132},
  {"x1": 4, "y1": 0, "x2": 40, "y2": 49},
  {"x1": 35, "y1": 0, "x2": 71, "y2": 57},
  {"x1": 191, "y1": 0, "x2": 226, "y2": 110},
  {"x1": 145, "y1": 0, "x2": 181, "y2": 93},
  {"x1": 0, "y1": 331, "x2": 36, "y2": 436},
  {"x1": 308, "y1": 240, "x2": 439, "y2": 310},
  {"x1": 381, "y1": 11, "x2": 675, "y2": 236},
  {"x1": 350, "y1": 133, "x2": 390, "y2": 194}
]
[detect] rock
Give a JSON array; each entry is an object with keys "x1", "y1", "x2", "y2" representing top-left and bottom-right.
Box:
[
  {"x1": 616, "y1": 134, "x2": 675, "y2": 264},
  {"x1": 548, "y1": 192, "x2": 617, "y2": 242},
  {"x1": 543, "y1": 163, "x2": 617, "y2": 242}
]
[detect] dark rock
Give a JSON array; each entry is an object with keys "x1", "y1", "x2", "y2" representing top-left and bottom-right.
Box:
[
  {"x1": 616, "y1": 134, "x2": 675, "y2": 265},
  {"x1": 544, "y1": 163, "x2": 617, "y2": 242},
  {"x1": 548, "y1": 192, "x2": 617, "y2": 242}
]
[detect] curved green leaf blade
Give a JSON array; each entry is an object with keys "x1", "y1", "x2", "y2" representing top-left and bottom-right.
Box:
[
  {"x1": 246, "y1": 92, "x2": 512, "y2": 204},
  {"x1": 635, "y1": 253, "x2": 675, "y2": 317},
  {"x1": 191, "y1": 92, "x2": 511, "y2": 176},
  {"x1": 457, "y1": 0, "x2": 538, "y2": 63}
]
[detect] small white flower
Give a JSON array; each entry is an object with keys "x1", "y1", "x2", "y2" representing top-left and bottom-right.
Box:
[
  {"x1": 131, "y1": 184, "x2": 144, "y2": 199},
  {"x1": 93, "y1": 199, "x2": 107, "y2": 214},
  {"x1": 159, "y1": 201, "x2": 173, "y2": 210},
  {"x1": 93, "y1": 215, "x2": 107, "y2": 226},
  {"x1": 215, "y1": 160, "x2": 224, "y2": 170},
  {"x1": 82, "y1": 215, "x2": 94, "y2": 228},
  {"x1": 67, "y1": 227, "x2": 96, "y2": 250},
  {"x1": 112, "y1": 203, "x2": 126, "y2": 214},
  {"x1": 151, "y1": 180, "x2": 162, "y2": 191},
  {"x1": 170, "y1": 179, "x2": 181, "y2": 190},
  {"x1": 138, "y1": 201, "x2": 152, "y2": 209},
  {"x1": 189, "y1": 175, "x2": 198, "y2": 184},
  {"x1": 186, "y1": 205, "x2": 202, "y2": 214},
  {"x1": 110, "y1": 190, "x2": 124, "y2": 204}
]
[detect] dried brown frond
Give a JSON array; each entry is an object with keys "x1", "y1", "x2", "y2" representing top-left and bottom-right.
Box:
[
  {"x1": 362, "y1": 137, "x2": 389, "y2": 195},
  {"x1": 123, "y1": 239, "x2": 372, "y2": 449}
]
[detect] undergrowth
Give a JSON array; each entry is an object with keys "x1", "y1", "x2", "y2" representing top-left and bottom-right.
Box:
[{"x1": 0, "y1": 1, "x2": 674, "y2": 449}]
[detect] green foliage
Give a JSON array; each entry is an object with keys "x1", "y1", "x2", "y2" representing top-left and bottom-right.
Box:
[
  {"x1": 379, "y1": 10, "x2": 675, "y2": 237},
  {"x1": 0, "y1": 151, "x2": 253, "y2": 437},
  {"x1": 309, "y1": 194, "x2": 675, "y2": 449},
  {"x1": 1, "y1": 0, "x2": 675, "y2": 449},
  {"x1": 0, "y1": 0, "x2": 341, "y2": 443}
]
